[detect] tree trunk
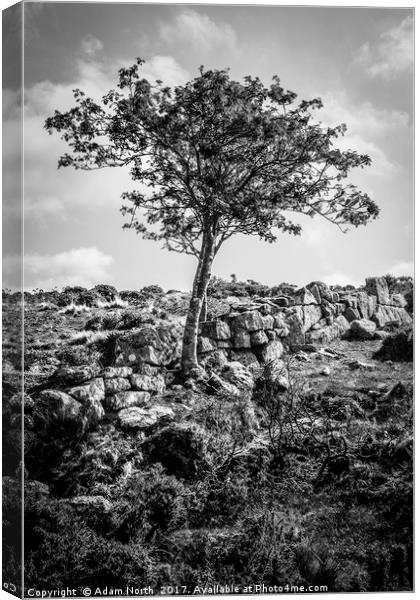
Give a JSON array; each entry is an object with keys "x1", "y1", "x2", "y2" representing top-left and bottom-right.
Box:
[
  {"x1": 181, "y1": 231, "x2": 215, "y2": 376},
  {"x1": 199, "y1": 291, "x2": 208, "y2": 323}
]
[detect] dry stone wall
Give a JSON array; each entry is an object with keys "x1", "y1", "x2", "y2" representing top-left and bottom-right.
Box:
[
  {"x1": 39, "y1": 322, "x2": 184, "y2": 433},
  {"x1": 40, "y1": 360, "x2": 175, "y2": 434},
  {"x1": 197, "y1": 277, "x2": 412, "y2": 363},
  {"x1": 36, "y1": 277, "x2": 411, "y2": 434}
]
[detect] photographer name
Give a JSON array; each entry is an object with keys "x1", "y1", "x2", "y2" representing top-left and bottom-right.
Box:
[{"x1": 92, "y1": 587, "x2": 154, "y2": 596}]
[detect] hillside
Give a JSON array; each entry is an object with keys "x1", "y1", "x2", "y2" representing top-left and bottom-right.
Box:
[{"x1": 2, "y1": 275, "x2": 413, "y2": 594}]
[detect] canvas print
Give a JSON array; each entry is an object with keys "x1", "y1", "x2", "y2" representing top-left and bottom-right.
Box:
[{"x1": 2, "y1": 1, "x2": 414, "y2": 596}]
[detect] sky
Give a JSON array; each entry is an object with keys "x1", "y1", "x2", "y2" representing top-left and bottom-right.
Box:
[{"x1": 2, "y1": 1, "x2": 414, "y2": 291}]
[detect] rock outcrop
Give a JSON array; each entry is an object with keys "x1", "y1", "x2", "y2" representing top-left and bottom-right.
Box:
[
  {"x1": 350, "y1": 319, "x2": 377, "y2": 341},
  {"x1": 195, "y1": 277, "x2": 411, "y2": 366},
  {"x1": 118, "y1": 405, "x2": 175, "y2": 430}
]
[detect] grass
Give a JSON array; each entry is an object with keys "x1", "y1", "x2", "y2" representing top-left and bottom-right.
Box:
[
  {"x1": 59, "y1": 302, "x2": 92, "y2": 315},
  {"x1": 37, "y1": 301, "x2": 59, "y2": 311},
  {"x1": 68, "y1": 330, "x2": 111, "y2": 346},
  {"x1": 96, "y1": 296, "x2": 129, "y2": 310},
  {"x1": 57, "y1": 296, "x2": 129, "y2": 316}
]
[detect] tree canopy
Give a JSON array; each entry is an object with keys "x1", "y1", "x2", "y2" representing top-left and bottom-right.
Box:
[
  {"x1": 46, "y1": 60, "x2": 378, "y2": 251},
  {"x1": 45, "y1": 59, "x2": 379, "y2": 374}
]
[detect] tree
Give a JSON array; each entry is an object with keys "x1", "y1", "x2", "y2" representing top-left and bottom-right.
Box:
[{"x1": 45, "y1": 59, "x2": 379, "y2": 375}]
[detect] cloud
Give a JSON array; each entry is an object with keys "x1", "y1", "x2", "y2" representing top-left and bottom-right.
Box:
[
  {"x1": 322, "y1": 272, "x2": 361, "y2": 287},
  {"x1": 320, "y1": 92, "x2": 409, "y2": 137},
  {"x1": 81, "y1": 34, "x2": 104, "y2": 57},
  {"x1": 336, "y1": 134, "x2": 397, "y2": 176},
  {"x1": 0, "y1": 38, "x2": 190, "y2": 220},
  {"x1": 317, "y1": 91, "x2": 411, "y2": 175},
  {"x1": 355, "y1": 16, "x2": 413, "y2": 79},
  {"x1": 386, "y1": 260, "x2": 414, "y2": 278},
  {"x1": 3, "y1": 247, "x2": 114, "y2": 291},
  {"x1": 141, "y1": 55, "x2": 189, "y2": 87},
  {"x1": 24, "y1": 197, "x2": 65, "y2": 218},
  {"x1": 159, "y1": 10, "x2": 237, "y2": 56},
  {"x1": 21, "y1": 48, "x2": 188, "y2": 117}
]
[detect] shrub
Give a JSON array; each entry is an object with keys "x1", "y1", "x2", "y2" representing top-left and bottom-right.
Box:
[
  {"x1": 56, "y1": 291, "x2": 75, "y2": 307},
  {"x1": 192, "y1": 394, "x2": 257, "y2": 477},
  {"x1": 3, "y1": 477, "x2": 22, "y2": 586},
  {"x1": 404, "y1": 290, "x2": 413, "y2": 314},
  {"x1": 295, "y1": 542, "x2": 340, "y2": 590},
  {"x1": 102, "y1": 311, "x2": 124, "y2": 330},
  {"x1": 24, "y1": 492, "x2": 155, "y2": 589},
  {"x1": 84, "y1": 314, "x2": 105, "y2": 331},
  {"x1": 91, "y1": 332, "x2": 119, "y2": 366},
  {"x1": 77, "y1": 290, "x2": 101, "y2": 307},
  {"x1": 118, "y1": 309, "x2": 155, "y2": 329},
  {"x1": 207, "y1": 276, "x2": 249, "y2": 299},
  {"x1": 119, "y1": 290, "x2": 145, "y2": 305},
  {"x1": 58, "y1": 288, "x2": 101, "y2": 307},
  {"x1": 143, "y1": 424, "x2": 209, "y2": 481},
  {"x1": 374, "y1": 327, "x2": 413, "y2": 362},
  {"x1": 56, "y1": 344, "x2": 101, "y2": 366},
  {"x1": 141, "y1": 284, "x2": 164, "y2": 297},
  {"x1": 25, "y1": 418, "x2": 86, "y2": 487},
  {"x1": 91, "y1": 284, "x2": 118, "y2": 301},
  {"x1": 50, "y1": 426, "x2": 143, "y2": 497},
  {"x1": 244, "y1": 279, "x2": 271, "y2": 297},
  {"x1": 111, "y1": 465, "x2": 186, "y2": 542},
  {"x1": 63, "y1": 286, "x2": 87, "y2": 295},
  {"x1": 84, "y1": 311, "x2": 125, "y2": 331}
]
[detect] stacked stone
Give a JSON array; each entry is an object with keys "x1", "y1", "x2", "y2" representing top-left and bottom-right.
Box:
[
  {"x1": 39, "y1": 364, "x2": 105, "y2": 430},
  {"x1": 199, "y1": 309, "x2": 284, "y2": 361},
  {"x1": 197, "y1": 277, "x2": 412, "y2": 360},
  {"x1": 114, "y1": 322, "x2": 183, "y2": 368},
  {"x1": 365, "y1": 277, "x2": 411, "y2": 328},
  {"x1": 36, "y1": 277, "x2": 411, "y2": 434},
  {"x1": 38, "y1": 336, "x2": 173, "y2": 434}
]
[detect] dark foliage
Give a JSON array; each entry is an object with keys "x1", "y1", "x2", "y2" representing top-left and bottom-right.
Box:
[
  {"x1": 17, "y1": 286, "x2": 412, "y2": 594},
  {"x1": 23, "y1": 363, "x2": 413, "y2": 592},
  {"x1": 142, "y1": 424, "x2": 208, "y2": 481},
  {"x1": 56, "y1": 344, "x2": 100, "y2": 367},
  {"x1": 91, "y1": 332, "x2": 120, "y2": 367},
  {"x1": 91, "y1": 284, "x2": 118, "y2": 301},
  {"x1": 374, "y1": 327, "x2": 413, "y2": 362}
]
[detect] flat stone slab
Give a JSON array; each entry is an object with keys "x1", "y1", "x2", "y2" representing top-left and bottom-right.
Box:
[
  {"x1": 118, "y1": 405, "x2": 175, "y2": 430},
  {"x1": 103, "y1": 366, "x2": 133, "y2": 378},
  {"x1": 107, "y1": 391, "x2": 151, "y2": 411},
  {"x1": 54, "y1": 364, "x2": 101, "y2": 385},
  {"x1": 67, "y1": 378, "x2": 105, "y2": 404},
  {"x1": 104, "y1": 377, "x2": 131, "y2": 394}
]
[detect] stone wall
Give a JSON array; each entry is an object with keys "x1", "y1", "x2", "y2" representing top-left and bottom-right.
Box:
[
  {"x1": 37, "y1": 322, "x2": 185, "y2": 435},
  {"x1": 40, "y1": 361, "x2": 175, "y2": 434},
  {"x1": 36, "y1": 277, "x2": 411, "y2": 434},
  {"x1": 197, "y1": 277, "x2": 412, "y2": 364}
]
